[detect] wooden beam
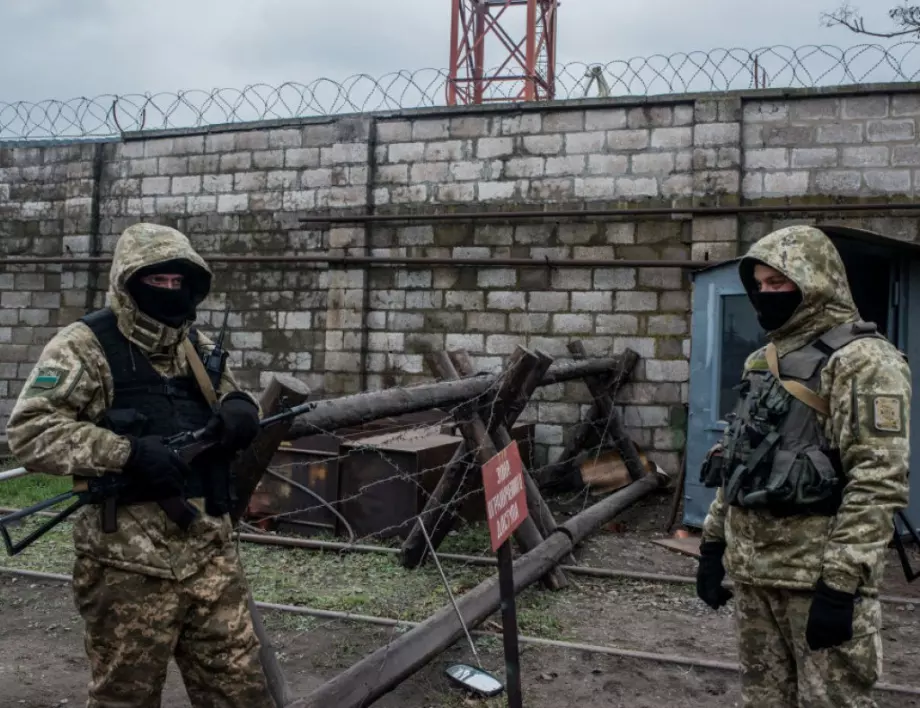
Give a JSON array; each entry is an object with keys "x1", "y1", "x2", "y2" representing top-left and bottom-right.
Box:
[
  {"x1": 402, "y1": 347, "x2": 556, "y2": 570},
  {"x1": 567, "y1": 341, "x2": 645, "y2": 482},
  {"x1": 449, "y1": 348, "x2": 561, "y2": 544},
  {"x1": 290, "y1": 472, "x2": 663, "y2": 708},
  {"x1": 285, "y1": 356, "x2": 636, "y2": 440},
  {"x1": 429, "y1": 351, "x2": 568, "y2": 591},
  {"x1": 541, "y1": 345, "x2": 640, "y2": 487}
]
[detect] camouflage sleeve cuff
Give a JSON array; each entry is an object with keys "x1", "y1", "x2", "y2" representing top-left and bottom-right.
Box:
[{"x1": 821, "y1": 571, "x2": 860, "y2": 596}]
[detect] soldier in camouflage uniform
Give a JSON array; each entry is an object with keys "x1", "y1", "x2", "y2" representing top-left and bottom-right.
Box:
[
  {"x1": 6, "y1": 223, "x2": 275, "y2": 708},
  {"x1": 695, "y1": 225, "x2": 911, "y2": 707}
]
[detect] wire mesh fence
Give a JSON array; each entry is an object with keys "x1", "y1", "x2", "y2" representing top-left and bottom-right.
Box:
[{"x1": 2, "y1": 43, "x2": 920, "y2": 141}]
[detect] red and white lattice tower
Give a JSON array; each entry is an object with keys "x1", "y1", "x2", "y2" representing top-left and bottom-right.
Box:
[{"x1": 447, "y1": 0, "x2": 558, "y2": 105}]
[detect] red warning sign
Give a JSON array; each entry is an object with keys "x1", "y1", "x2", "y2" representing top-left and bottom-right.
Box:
[{"x1": 482, "y1": 441, "x2": 529, "y2": 552}]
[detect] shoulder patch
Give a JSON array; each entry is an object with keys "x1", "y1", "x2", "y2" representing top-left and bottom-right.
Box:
[
  {"x1": 872, "y1": 395, "x2": 904, "y2": 434},
  {"x1": 23, "y1": 364, "x2": 82, "y2": 400}
]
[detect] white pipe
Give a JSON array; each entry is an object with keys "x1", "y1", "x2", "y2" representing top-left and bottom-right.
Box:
[
  {"x1": 0, "y1": 565, "x2": 918, "y2": 697},
  {"x1": 0, "y1": 467, "x2": 28, "y2": 482}
]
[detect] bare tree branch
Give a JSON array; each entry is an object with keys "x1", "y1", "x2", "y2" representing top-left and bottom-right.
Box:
[{"x1": 822, "y1": 1, "x2": 920, "y2": 39}]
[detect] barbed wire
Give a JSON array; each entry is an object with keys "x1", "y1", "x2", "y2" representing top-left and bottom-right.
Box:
[{"x1": 2, "y1": 43, "x2": 919, "y2": 141}]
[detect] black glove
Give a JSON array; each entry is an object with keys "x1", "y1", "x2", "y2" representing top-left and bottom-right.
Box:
[
  {"x1": 696, "y1": 541, "x2": 734, "y2": 610},
  {"x1": 806, "y1": 579, "x2": 856, "y2": 650},
  {"x1": 204, "y1": 392, "x2": 260, "y2": 452},
  {"x1": 122, "y1": 435, "x2": 190, "y2": 499}
]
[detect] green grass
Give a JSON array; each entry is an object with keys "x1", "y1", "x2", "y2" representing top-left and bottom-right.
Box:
[
  {"x1": 0, "y1": 469, "x2": 71, "y2": 510},
  {"x1": 0, "y1": 459, "x2": 579, "y2": 644}
]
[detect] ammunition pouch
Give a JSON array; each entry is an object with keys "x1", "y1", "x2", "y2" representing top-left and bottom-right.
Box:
[{"x1": 727, "y1": 446, "x2": 843, "y2": 517}]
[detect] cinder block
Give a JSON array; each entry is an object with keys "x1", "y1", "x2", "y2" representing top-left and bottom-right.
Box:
[
  {"x1": 814, "y1": 170, "x2": 862, "y2": 195},
  {"x1": 528, "y1": 291, "x2": 569, "y2": 312},
  {"x1": 746, "y1": 148, "x2": 789, "y2": 170},
  {"x1": 477, "y1": 137, "x2": 515, "y2": 159},
  {"x1": 646, "y1": 359, "x2": 689, "y2": 382},
  {"x1": 816, "y1": 123, "x2": 864, "y2": 144},
  {"x1": 543, "y1": 112, "x2": 584, "y2": 132},
  {"x1": 565, "y1": 132, "x2": 606, "y2": 154},
  {"x1": 586, "y1": 155, "x2": 628, "y2": 175},
  {"x1": 864, "y1": 169, "x2": 911, "y2": 193},
  {"x1": 791, "y1": 148, "x2": 838, "y2": 168},
  {"x1": 614, "y1": 176, "x2": 659, "y2": 198},
  {"x1": 648, "y1": 315, "x2": 688, "y2": 335},
  {"x1": 285, "y1": 148, "x2": 321, "y2": 168},
  {"x1": 763, "y1": 171, "x2": 809, "y2": 197},
  {"x1": 572, "y1": 291, "x2": 612, "y2": 311},
  {"x1": 651, "y1": 127, "x2": 692, "y2": 149},
  {"x1": 867, "y1": 119, "x2": 916, "y2": 142},
  {"x1": 523, "y1": 134, "x2": 564, "y2": 155},
  {"x1": 616, "y1": 291, "x2": 658, "y2": 311},
  {"x1": 585, "y1": 109, "x2": 627, "y2": 131},
  {"x1": 594, "y1": 268, "x2": 636, "y2": 289},
  {"x1": 843, "y1": 96, "x2": 889, "y2": 119},
  {"x1": 545, "y1": 155, "x2": 586, "y2": 176},
  {"x1": 425, "y1": 140, "x2": 466, "y2": 162},
  {"x1": 695, "y1": 123, "x2": 741, "y2": 147},
  {"x1": 552, "y1": 313, "x2": 594, "y2": 334},
  {"x1": 742, "y1": 101, "x2": 789, "y2": 123},
  {"x1": 607, "y1": 129, "x2": 650, "y2": 151},
  {"x1": 631, "y1": 152, "x2": 675, "y2": 175},
  {"x1": 487, "y1": 291, "x2": 526, "y2": 311},
  {"x1": 388, "y1": 142, "x2": 426, "y2": 163}
]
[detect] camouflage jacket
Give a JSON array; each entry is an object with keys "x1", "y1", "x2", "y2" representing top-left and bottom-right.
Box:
[
  {"x1": 702, "y1": 225, "x2": 911, "y2": 597},
  {"x1": 7, "y1": 223, "x2": 258, "y2": 581}
]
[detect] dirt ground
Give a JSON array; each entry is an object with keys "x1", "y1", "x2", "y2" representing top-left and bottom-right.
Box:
[{"x1": 2, "y1": 493, "x2": 920, "y2": 707}]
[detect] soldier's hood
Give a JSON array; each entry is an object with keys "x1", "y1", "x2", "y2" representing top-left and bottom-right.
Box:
[
  {"x1": 739, "y1": 225, "x2": 859, "y2": 356},
  {"x1": 108, "y1": 222, "x2": 212, "y2": 353}
]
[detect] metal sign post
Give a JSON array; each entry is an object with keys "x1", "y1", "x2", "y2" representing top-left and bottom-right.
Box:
[{"x1": 482, "y1": 440, "x2": 529, "y2": 708}]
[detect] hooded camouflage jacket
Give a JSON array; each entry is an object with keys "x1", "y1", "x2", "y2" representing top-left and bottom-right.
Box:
[
  {"x1": 701, "y1": 225, "x2": 911, "y2": 597},
  {"x1": 7, "y1": 223, "x2": 258, "y2": 581}
]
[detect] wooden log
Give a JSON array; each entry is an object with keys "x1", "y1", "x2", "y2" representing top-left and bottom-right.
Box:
[
  {"x1": 231, "y1": 374, "x2": 312, "y2": 523},
  {"x1": 230, "y1": 374, "x2": 310, "y2": 708},
  {"x1": 401, "y1": 347, "x2": 559, "y2": 570},
  {"x1": 449, "y1": 349, "x2": 560, "y2": 542},
  {"x1": 568, "y1": 341, "x2": 645, "y2": 482},
  {"x1": 285, "y1": 356, "x2": 633, "y2": 440},
  {"x1": 398, "y1": 444, "x2": 477, "y2": 568},
  {"x1": 430, "y1": 351, "x2": 568, "y2": 591},
  {"x1": 290, "y1": 472, "x2": 663, "y2": 708},
  {"x1": 541, "y1": 345, "x2": 640, "y2": 486}
]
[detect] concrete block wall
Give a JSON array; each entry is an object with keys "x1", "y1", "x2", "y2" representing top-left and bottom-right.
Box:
[{"x1": 3, "y1": 83, "x2": 920, "y2": 470}]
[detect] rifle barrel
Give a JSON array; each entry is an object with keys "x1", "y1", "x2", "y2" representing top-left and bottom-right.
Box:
[{"x1": 0, "y1": 467, "x2": 29, "y2": 482}]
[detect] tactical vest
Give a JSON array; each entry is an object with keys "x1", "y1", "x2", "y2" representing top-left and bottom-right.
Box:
[
  {"x1": 81, "y1": 308, "x2": 233, "y2": 516},
  {"x1": 701, "y1": 320, "x2": 886, "y2": 517}
]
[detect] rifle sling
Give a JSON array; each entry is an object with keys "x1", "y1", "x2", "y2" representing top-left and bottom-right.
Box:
[
  {"x1": 765, "y1": 343, "x2": 830, "y2": 416},
  {"x1": 182, "y1": 338, "x2": 219, "y2": 407}
]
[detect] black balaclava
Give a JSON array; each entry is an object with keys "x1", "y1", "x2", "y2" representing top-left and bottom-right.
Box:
[
  {"x1": 739, "y1": 259, "x2": 804, "y2": 332},
  {"x1": 127, "y1": 259, "x2": 206, "y2": 328}
]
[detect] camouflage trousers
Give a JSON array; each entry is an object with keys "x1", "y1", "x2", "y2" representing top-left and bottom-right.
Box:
[
  {"x1": 71, "y1": 545, "x2": 275, "y2": 708},
  {"x1": 734, "y1": 582, "x2": 883, "y2": 708}
]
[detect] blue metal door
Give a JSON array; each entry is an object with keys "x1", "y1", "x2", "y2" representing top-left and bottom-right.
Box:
[
  {"x1": 682, "y1": 262, "x2": 766, "y2": 527},
  {"x1": 898, "y1": 258, "x2": 920, "y2": 532}
]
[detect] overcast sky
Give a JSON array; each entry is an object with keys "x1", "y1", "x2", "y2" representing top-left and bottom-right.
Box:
[{"x1": 0, "y1": 0, "x2": 903, "y2": 104}]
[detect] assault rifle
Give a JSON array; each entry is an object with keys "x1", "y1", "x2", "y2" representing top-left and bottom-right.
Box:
[
  {"x1": 0, "y1": 397, "x2": 316, "y2": 556},
  {"x1": 0, "y1": 304, "x2": 306, "y2": 557}
]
